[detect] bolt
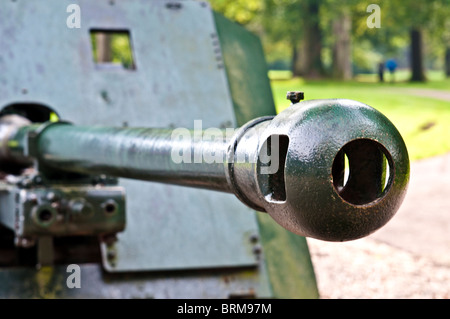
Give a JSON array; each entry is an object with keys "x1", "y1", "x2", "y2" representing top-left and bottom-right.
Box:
[
  {"x1": 15, "y1": 236, "x2": 36, "y2": 248},
  {"x1": 91, "y1": 176, "x2": 101, "y2": 185},
  {"x1": 27, "y1": 193, "x2": 38, "y2": 204},
  {"x1": 92, "y1": 175, "x2": 110, "y2": 186},
  {"x1": 46, "y1": 192, "x2": 58, "y2": 202},
  {"x1": 33, "y1": 175, "x2": 43, "y2": 185},
  {"x1": 101, "y1": 234, "x2": 118, "y2": 246},
  {"x1": 107, "y1": 249, "x2": 116, "y2": 260},
  {"x1": 249, "y1": 234, "x2": 259, "y2": 244},
  {"x1": 166, "y1": 2, "x2": 182, "y2": 9},
  {"x1": 286, "y1": 91, "x2": 305, "y2": 104},
  {"x1": 18, "y1": 178, "x2": 32, "y2": 189},
  {"x1": 252, "y1": 244, "x2": 262, "y2": 255},
  {"x1": 100, "y1": 90, "x2": 111, "y2": 104},
  {"x1": 107, "y1": 247, "x2": 117, "y2": 267},
  {"x1": 70, "y1": 199, "x2": 94, "y2": 219}
]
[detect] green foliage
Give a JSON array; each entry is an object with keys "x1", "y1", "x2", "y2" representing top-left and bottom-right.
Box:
[
  {"x1": 110, "y1": 33, "x2": 135, "y2": 69},
  {"x1": 209, "y1": 0, "x2": 450, "y2": 77},
  {"x1": 209, "y1": 0, "x2": 263, "y2": 26}
]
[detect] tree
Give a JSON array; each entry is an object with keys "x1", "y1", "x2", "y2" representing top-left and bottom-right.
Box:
[
  {"x1": 429, "y1": 3, "x2": 450, "y2": 77},
  {"x1": 212, "y1": 0, "x2": 356, "y2": 79},
  {"x1": 331, "y1": 8, "x2": 352, "y2": 80},
  {"x1": 209, "y1": 0, "x2": 263, "y2": 26},
  {"x1": 446, "y1": 48, "x2": 450, "y2": 77},
  {"x1": 410, "y1": 28, "x2": 426, "y2": 81},
  {"x1": 261, "y1": 0, "x2": 304, "y2": 74},
  {"x1": 300, "y1": 0, "x2": 325, "y2": 78},
  {"x1": 405, "y1": 1, "x2": 429, "y2": 82},
  {"x1": 263, "y1": 0, "x2": 325, "y2": 78},
  {"x1": 323, "y1": 0, "x2": 358, "y2": 80},
  {"x1": 385, "y1": 0, "x2": 448, "y2": 82},
  {"x1": 210, "y1": 0, "x2": 450, "y2": 80}
]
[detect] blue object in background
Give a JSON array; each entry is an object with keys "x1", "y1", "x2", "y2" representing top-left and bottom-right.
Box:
[{"x1": 386, "y1": 59, "x2": 398, "y2": 72}]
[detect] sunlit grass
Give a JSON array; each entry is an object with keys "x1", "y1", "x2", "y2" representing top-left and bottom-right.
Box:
[{"x1": 270, "y1": 74, "x2": 450, "y2": 161}]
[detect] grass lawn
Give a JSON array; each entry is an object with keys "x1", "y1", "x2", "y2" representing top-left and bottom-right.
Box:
[{"x1": 269, "y1": 71, "x2": 450, "y2": 161}]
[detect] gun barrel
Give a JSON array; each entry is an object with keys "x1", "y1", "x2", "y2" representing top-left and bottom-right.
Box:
[
  {"x1": 37, "y1": 124, "x2": 233, "y2": 192},
  {"x1": 1, "y1": 99, "x2": 410, "y2": 241}
]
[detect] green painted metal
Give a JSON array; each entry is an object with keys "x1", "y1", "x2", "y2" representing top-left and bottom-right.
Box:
[
  {"x1": 0, "y1": 0, "x2": 237, "y2": 128},
  {"x1": 17, "y1": 123, "x2": 231, "y2": 191},
  {"x1": 257, "y1": 214, "x2": 319, "y2": 298},
  {"x1": 214, "y1": 13, "x2": 319, "y2": 298},
  {"x1": 12, "y1": 186, "x2": 125, "y2": 238},
  {"x1": 0, "y1": 264, "x2": 269, "y2": 299},
  {"x1": 0, "y1": 0, "x2": 272, "y2": 297},
  {"x1": 214, "y1": 13, "x2": 276, "y2": 122},
  {"x1": 260, "y1": 99, "x2": 409, "y2": 241}
]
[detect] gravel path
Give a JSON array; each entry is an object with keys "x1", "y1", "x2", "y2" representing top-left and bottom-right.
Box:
[
  {"x1": 402, "y1": 88, "x2": 450, "y2": 102},
  {"x1": 307, "y1": 152, "x2": 450, "y2": 299},
  {"x1": 308, "y1": 237, "x2": 449, "y2": 299}
]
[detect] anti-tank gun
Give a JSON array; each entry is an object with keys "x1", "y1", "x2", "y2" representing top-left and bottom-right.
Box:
[
  {"x1": 0, "y1": 98, "x2": 409, "y2": 245},
  {"x1": 0, "y1": 0, "x2": 409, "y2": 298}
]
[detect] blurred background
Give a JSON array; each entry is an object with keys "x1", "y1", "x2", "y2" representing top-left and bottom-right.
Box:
[{"x1": 209, "y1": 0, "x2": 450, "y2": 298}]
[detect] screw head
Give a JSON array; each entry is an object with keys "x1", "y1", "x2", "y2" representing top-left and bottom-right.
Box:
[
  {"x1": 70, "y1": 198, "x2": 94, "y2": 219},
  {"x1": 15, "y1": 236, "x2": 36, "y2": 248},
  {"x1": 286, "y1": 91, "x2": 305, "y2": 104},
  {"x1": 249, "y1": 234, "x2": 259, "y2": 244},
  {"x1": 33, "y1": 175, "x2": 43, "y2": 185},
  {"x1": 252, "y1": 244, "x2": 262, "y2": 255},
  {"x1": 27, "y1": 193, "x2": 38, "y2": 204},
  {"x1": 46, "y1": 192, "x2": 58, "y2": 202}
]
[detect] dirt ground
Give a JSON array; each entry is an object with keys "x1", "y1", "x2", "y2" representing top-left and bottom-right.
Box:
[{"x1": 307, "y1": 152, "x2": 450, "y2": 299}]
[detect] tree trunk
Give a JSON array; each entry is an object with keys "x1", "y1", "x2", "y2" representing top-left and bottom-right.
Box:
[
  {"x1": 410, "y1": 28, "x2": 426, "y2": 82},
  {"x1": 292, "y1": 38, "x2": 307, "y2": 77},
  {"x1": 95, "y1": 32, "x2": 112, "y2": 63},
  {"x1": 332, "y1": 11, "x2": 352, "y2": 80},
  {"x1": 445, "y1": 47, "x2": 450, "y2": 78},
  {"x1": 291, "y1": 1, "x2": 324, "y2": 78}
]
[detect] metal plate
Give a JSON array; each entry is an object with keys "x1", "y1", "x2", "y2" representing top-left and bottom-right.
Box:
[
  {"x1": 215, "y1": 13, "x2": 319, "y2": 298},
  {"x1": 0, "y1": 0, "x2": 259, "y2": 271},
  {"x1": 0, "y1": 263, "x2": 270, "y2": 298}
]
